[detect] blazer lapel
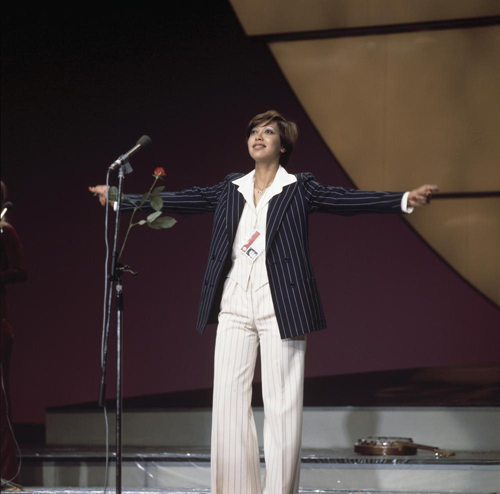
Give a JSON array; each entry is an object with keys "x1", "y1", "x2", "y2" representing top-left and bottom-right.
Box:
[
  {"x1": 266, "y1": 181, "x2": 298, "y2": 252},
  {"x1": 226, "y1": 181, "x2": 245, "y2": 248}
]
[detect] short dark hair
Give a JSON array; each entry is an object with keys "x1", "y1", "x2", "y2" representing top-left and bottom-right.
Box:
[{"x1": 246, "y1": 110, "x2": 299, "y2": 166}]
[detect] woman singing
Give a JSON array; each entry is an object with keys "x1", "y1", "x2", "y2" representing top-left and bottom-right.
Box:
[{"x1": 90, "y1": 110, "x2": 436, "y2": 493}]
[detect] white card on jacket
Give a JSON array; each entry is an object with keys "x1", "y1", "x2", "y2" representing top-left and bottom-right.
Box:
[{"x1": 240, "y1": 229, "x2": 264, "y2": 262}]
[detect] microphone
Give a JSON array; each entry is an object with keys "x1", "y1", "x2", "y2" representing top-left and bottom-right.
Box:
[
  {"x1": 109, "y1": 135, "x2": 152, "y2": 170},
  {"x1": 1, "y1": 201, "x2": 13, "y2": 220}
]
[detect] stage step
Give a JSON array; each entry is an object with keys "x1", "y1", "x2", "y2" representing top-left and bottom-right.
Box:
[
  {"x1": 46, "y1": 406, "x2": 500, "y2": 452},
  {"x1": 15, "y1": 489, "x2": 497, "y2": 494},
  {"x1": 18, "y1": 446, "x2": 500, "y2": 492},
  {"x1": 32, "y1": 406, "x2": 500, "y2": 492}
]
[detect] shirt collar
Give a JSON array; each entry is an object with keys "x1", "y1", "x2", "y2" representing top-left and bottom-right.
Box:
[{"x1": 232, "y1": 165, "x2": 297, "y2": 210}]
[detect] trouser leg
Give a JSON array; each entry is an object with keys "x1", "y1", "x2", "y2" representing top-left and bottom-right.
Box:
[
  {"x1": 254, "y1": 284, "x2": 307, "y2": 494},
  {"x1": 211, "y1": 279, "x2": 261, "y2": 494}
]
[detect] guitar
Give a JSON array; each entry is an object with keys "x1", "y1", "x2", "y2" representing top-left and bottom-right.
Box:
[{"x1": 354, "y1": 436, "x2": 455, "y2": 457}]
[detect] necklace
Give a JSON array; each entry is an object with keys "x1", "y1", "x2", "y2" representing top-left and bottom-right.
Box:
[{"x1": 254, "y1": 179, "x2": 274, "y2": 195}]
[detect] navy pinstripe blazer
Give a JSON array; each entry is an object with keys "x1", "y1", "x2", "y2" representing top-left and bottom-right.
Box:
[{"x1": 124, "y1": 173, "x2": 405, "y2": 339}]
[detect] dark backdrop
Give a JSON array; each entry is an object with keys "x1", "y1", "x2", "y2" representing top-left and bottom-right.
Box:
[{"x1": 2, "y1": 3, "x2": 499, "y2": 424}]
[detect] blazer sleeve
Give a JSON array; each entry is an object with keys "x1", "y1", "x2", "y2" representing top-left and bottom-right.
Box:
[
  {"x1": 120, "y1": 173, "x2": 240, "y2": 215},
  {"x1": 301, "y1": 173, "x2": 405, "y2": 215}
]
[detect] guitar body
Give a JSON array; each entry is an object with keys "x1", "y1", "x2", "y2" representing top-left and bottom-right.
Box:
[{"x1": 354, "y1": 437, "x2": 455, "y2": 457}]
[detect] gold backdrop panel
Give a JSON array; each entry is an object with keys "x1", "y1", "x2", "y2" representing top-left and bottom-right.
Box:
[
  {"x1": 410, "y1": 198, "x2": 500, "y2": 304},
  {"x1": 230, "y1": 0, "x2": 500, "y2": 36},
  {"x1": 270, "y1": 26, "x2": 500, "y2": 304}
]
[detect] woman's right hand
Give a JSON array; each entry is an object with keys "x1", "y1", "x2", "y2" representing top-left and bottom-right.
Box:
[{"x1": 88, "y1": 185, "x2": 109, "y2": 206}]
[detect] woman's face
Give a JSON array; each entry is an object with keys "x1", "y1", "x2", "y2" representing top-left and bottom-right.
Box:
[{"x1": 247, "y1": 121, "x2": 283, "y2": 165}]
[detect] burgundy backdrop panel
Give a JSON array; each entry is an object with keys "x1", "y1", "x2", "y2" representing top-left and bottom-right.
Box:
[{"x1": 2, "y1": 4, "x2": 499, "y2": 423}]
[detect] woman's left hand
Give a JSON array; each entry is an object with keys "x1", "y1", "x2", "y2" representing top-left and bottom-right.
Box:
[{"x1": 408, "y1": 184, "x2": 439, "y2": 208}]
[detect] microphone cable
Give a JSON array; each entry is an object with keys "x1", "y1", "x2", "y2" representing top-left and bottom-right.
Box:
[
  {"x1": 0, "y1": 361, "x2": 23, "y2": 489},
  {"x1": 101, "y1": 169, "x2": 112, "y2": 494}
]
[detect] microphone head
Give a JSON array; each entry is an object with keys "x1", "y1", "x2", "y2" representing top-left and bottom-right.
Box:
[
  {"x1": 3, "y1": 201, "x2": 13, "y2": 210},
  {"x1": 137, "y1": 135, "x2": 152, "y2": 148}
]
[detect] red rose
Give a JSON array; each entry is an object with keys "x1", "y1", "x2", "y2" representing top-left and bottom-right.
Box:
[{"x1": 153, "y1": 167, "x2": 166, "y2": 178}]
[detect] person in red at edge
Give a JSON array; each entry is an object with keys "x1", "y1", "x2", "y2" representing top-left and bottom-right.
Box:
[
  {"x1": 1, "y1": 180, "x2": 27, "y2": 483},
  {"x1": 90, "y1": 110, "x2": 437, "y2": 493}
]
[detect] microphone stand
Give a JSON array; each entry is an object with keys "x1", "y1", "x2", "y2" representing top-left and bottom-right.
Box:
[{"x1": 99, "y1": 159, "x2": 135, "y2": 494}]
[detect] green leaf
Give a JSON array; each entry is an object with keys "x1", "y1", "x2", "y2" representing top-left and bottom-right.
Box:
[
  {"x1": 146, "y1": 211, "x2": 162, "y2": 223},
  {"x1": 151, "y1": 186, "x2": 165, "y2": 196},
  {"x1": 108, "y1": 186, "x2": 118, "y2": 202},
  {"x1": 138, "y1": 220, "x2": 147, "y2": 225},
  {"x1": 151, "y1": 195, "x2": 163, "y2": 211},
  {"x1": 148, "y1": 216, "x2": 177, "y2": 230}
]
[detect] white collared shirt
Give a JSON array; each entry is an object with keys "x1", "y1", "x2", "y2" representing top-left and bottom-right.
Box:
[{"x1": 227, "y1": 165, "x2": 297, "y2": 291}]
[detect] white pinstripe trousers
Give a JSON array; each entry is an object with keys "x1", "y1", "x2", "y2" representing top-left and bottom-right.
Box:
[{"x1": 211, "y1": 277, "x2": 307, "y2": 494}]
